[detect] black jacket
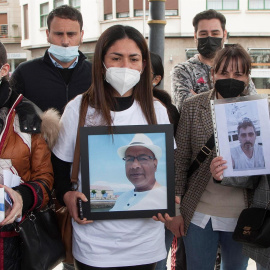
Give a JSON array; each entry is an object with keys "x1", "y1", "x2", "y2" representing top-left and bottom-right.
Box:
[{"x1": 10, "y1": 50, "x2": 92, "y2": 114}]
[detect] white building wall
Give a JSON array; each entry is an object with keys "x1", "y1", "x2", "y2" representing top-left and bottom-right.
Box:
[{"x1": 16, "y1": 0, "x2": 270, "y2": 92}]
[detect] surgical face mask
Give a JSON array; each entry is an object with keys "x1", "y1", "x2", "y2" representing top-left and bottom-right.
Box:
[
  {"x1": 197, "y1": 37, "x2": 223, "y2": 59},
  {"x1": 215, "y1": 78, "x2": 245, "y2": 98},
  {"x1": 104, "y1": 65, "x2": 141, "y2": 96},
  {"x1": 48, "y1": 44, "x2": 79, "y2": 63}
]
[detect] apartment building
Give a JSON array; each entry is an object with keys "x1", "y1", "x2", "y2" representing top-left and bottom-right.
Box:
[
  {"x1": 0, "y1": 0, "x2": 30, "y2": 73},
  {"x1": 15, "y1": 0, "x2": 270, "y2": 92}
]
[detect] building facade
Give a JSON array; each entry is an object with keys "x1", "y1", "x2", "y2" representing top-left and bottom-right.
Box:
[
  {"x1": 0, "y1": 0, "x2": 30, "y2": 73},
  {"x1": 14, "y1": 0, "x2": 270, "y2": 93}
]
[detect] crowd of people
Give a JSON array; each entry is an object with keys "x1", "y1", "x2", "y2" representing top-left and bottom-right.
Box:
[{"x1": 0, "y1": 4, "x2": 268, "y2": 270}]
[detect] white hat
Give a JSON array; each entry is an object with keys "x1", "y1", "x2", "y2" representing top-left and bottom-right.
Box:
[{"x1": 117, "y1": 133, "x2": 162, "y2": 160}]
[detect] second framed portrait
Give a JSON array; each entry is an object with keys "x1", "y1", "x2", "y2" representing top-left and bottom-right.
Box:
[
  {"x1": 211, "y1": 94, "x2": 270, "y2": 177},
  {"x1": 80, "y1": 124, "x2": 175, "y2": 220}
]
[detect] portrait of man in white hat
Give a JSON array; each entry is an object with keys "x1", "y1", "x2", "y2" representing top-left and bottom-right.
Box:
[{"x1": 110, "y1": 133, "x2": 167, "y2": 211}]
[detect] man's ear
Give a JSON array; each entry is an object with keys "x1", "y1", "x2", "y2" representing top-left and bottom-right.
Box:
[
  {"x1": 154, "y1": 160, "x2": 158, "y2": 171},
  {"x1": 194, "y1": 31, "x2": 197, "y2": 43},
  {"x1": 0, "y1": 63, "x2": 10, "y2": 78},
  {"x1": 80, "y1": 30, "x2": 84, "y2": 44},
  {"x1": 223, "y1": 29, "x2": 228, "y2": 41},
  {"x1": 46, "y1": 29, "x2": 50, "y2": 43}
]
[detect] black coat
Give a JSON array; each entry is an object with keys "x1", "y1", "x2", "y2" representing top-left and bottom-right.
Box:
[{"x1": 10, "y1": 50, "x2": 92, "y2": 114}]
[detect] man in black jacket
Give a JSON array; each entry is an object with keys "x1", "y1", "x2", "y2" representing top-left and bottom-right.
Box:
[
  {"x1": 10, "y1": 5, "x2": 92, "y2": 114},
  {"x1": 10, "y1": 5, "x2": 92, "y2": 270}
]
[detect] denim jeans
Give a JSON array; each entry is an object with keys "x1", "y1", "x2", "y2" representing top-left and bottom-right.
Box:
[
  {"x1": 183, "y1": 220, "x2": 249, "y2": 270},
  {"x1": 155, "y1": 227, "x2": 174, "y2": 270}
]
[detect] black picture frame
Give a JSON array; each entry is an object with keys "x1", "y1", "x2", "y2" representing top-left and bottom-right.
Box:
[{"x1": 80, "y1": 124, "x2": 175, "y2": 220}]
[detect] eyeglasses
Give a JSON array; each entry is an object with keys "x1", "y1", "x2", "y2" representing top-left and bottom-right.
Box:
[{"x1": 123, "y1": 155, "x2": 155, "y2": 164}]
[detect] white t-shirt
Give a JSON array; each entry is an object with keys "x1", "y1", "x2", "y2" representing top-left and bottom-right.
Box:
[
  {"x1": 53, "y1": 95, "x2": 169, "y2": 267},
  {"x1": 111, "y1": 186, "x2": 167, "y2": 211},
  {"x1": 231, "y1": 144, "x2": 265, "y2": 170}
]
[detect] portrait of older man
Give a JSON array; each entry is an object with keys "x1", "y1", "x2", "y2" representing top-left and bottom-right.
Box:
[
  {"x1": 110, "y1": 133, "x2": 167, "y2": 211},
  {"x1": 231, "y1": 118, "x2": 265, "y2": 170}
]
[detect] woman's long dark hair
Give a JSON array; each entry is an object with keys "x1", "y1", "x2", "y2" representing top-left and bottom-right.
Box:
[{"x1": 82, "y1": 25, "x2": 157, "y2": 126}]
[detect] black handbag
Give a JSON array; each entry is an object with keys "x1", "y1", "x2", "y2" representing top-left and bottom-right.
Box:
[
  {"x1": 233, "y1": 203, "x2": 270, "y2": 248},
  {"x1": 15, "y1": 181, "x2": 65, "y2": 270}
]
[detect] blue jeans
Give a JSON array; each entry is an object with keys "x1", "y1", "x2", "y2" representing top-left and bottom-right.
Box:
[
  {"x1": 183, "y1": 220, "x2": 248, "y2": 270},
  {"x1": 155, "y1": 227, "x2": 174, "y2": 270}
]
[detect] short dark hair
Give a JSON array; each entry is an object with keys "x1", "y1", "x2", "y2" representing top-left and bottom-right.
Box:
[
  {"x1": 150, "y1": 52, "x2": 164, "y2": 87},
  {"x1": 213, "y1": 44, "x2": 251, "y2": 76},
  {"x1": 192, "y1": 9, "x2": 226, "y2": 32},
  {"x1": 47, "y1": 5, "x2": 83, "y2": 31},
  {"x1": 237, "y1": 118, "x2": 256, "y2": 135}
]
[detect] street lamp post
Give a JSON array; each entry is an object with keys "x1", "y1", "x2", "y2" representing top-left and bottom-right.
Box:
[{"x1": 148, "y1": 0, "x2": 166, "y2": 88}]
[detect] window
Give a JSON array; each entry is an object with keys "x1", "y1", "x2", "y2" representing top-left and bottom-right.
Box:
[
  {"x1": 23, "y1": 4, "x2": 29, "y2": 39},
  {"x1": 134, "y1": 10, "x2": 149, "y2": 17},
  {"x1": 0, "y1": 13, "x2": 8, "y2": 38},
  {"x1": 207, "y1": 0, "x2": 239, "y2": 10},
  {"x1": 134, "y1": 0, "x2": 149, "y2": 17},
  {"x1": 116, "y1": 12, "x2": 129, "y2": 18},
  {"x1": 248, "y1": 48, "x2": 270, "y2": 93},
  {"x1": 165, "y1": 10, "x2": 178, "y2": 16},
  {"x1": 69, "y1": 0, "x2": 80, "y2": 10},
  {"x1": 104, "y1": 0, "x2": 112, "y2": 20},
  {"x1": 116, "y1": 0, "x2": 129, "y2": 18},
  {"x1": 185, "y1": 48, "x2": 198, "y2": 60},
  {"x1": 54, "y1": 0, "x2": 64, "y2": 8},
  {"x1": 165, "y1": 0, "x2": 178, "y2": 16},
  {"x1": 249, "y1": 0, "x2": 270, "y2": 9},
  {"x1": 40, "y1": 2, "x2": 49, "y2": 28}
]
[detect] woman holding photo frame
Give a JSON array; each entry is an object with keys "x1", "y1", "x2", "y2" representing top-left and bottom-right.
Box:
[
  {"x1": 156, "y1": 44, "x2": 254, "y2": 270},
  {"x1": 52, "y1": 25, "x2": 171, "y2": 269}
]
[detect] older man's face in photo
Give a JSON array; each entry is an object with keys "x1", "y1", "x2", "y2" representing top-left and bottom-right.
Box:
[
  {"x1": 124, "y1": 146, "x2": 157, "y2": 192},
  {"x1": 239, "y1": 126, "x2": 256, "y2": 151}
]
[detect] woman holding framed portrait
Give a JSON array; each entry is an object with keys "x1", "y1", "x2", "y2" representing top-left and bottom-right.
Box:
[
  {"x1": 157, "y1": 44, "x2": 255, "y2": 270},
  {"x1": 52, "y1": 25, "x2": 171, "y2": 269}
]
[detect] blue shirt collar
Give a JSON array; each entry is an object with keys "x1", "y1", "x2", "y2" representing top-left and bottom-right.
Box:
[{"x1": 49, "y1": 53, "x2": 78, "y2": 69}]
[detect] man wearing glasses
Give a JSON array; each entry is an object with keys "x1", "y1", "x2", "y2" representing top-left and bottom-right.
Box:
[{"x1": 110, "y1": 133, "x2": 167, "y2": 211}]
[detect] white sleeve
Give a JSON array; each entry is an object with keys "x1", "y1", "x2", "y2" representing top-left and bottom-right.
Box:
[
  {"x1": 52, "y1": 96, "x2": 81, "y2": 162},
  {"x1": 154, "y1": 100, "x2": 171, "y2": 125}
]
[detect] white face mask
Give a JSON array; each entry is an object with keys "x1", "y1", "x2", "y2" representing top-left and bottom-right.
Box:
[{"x1": 104, "y1": 65, "x2": 141, "y2": 96}]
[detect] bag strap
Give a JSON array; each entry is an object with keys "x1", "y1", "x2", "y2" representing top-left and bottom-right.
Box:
[
  {"x1": 187, "y1": 134, "x2": 215, "y2": 178},
  {"x1": 70, "y1": 97, "x2": 88, "y2": 190},
  {"x1": 36, "y1": 180, "x2": 53, "y2": 206}
]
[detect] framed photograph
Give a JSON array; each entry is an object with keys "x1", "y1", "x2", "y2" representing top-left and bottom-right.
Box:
[
  {"x1": 80, "y1": 124, "x2": 175, "y2": 220},
  {"x1": 211, "y1": 94, "x2": 270, "y2": 177}
]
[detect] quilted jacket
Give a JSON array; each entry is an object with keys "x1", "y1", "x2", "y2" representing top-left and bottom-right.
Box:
[{"x1": 0, "y1": 80, "x2": 55, "y2": 269}]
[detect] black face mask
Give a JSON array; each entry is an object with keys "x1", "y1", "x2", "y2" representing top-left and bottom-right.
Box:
[
  {"x1": 215, "y1": 79, "x2": 245, "y2": 98},
  {"x1": 197, "y1": 37, "x2": 223, "y2": 59}
]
